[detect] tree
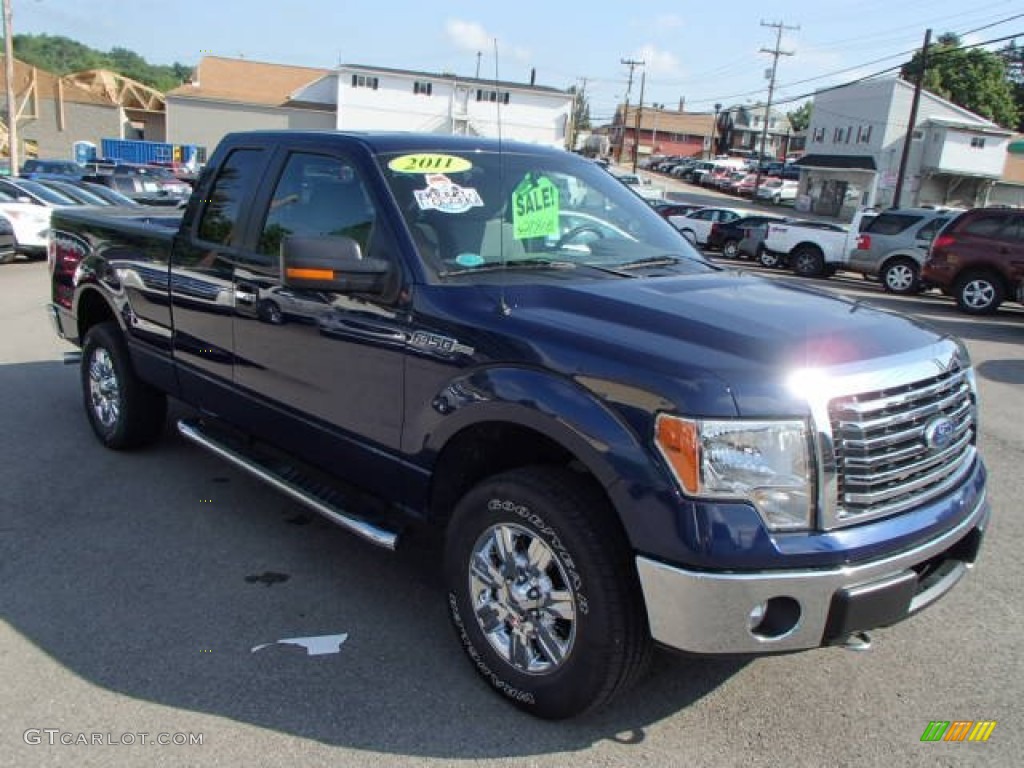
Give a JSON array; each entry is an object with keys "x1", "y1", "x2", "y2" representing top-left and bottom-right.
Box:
[
  {"x1": 901, "y1": 33, "x2": 1019, "y2": 129},
  {"x1": 11, "y1": 33, "x2": 191, "y2": 93},
  {"x1": 567, "y1": 84, "x2": 591, "y2": 132},
  {"x1": 787, "y1": 102, "x2": 812, "y2": 132},
  {"x1": 1002, "y1": 41, "x2": 1024, "y2": 131}
]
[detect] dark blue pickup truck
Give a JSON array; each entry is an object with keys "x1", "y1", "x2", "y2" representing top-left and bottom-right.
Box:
[{"x1": 48, "y1": 131, "x2": 989, "y2": 719}]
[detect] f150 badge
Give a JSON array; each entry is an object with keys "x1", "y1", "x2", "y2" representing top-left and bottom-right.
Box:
[{"x1": 409, "y1": 331, "x2": 474, "y2": 358}]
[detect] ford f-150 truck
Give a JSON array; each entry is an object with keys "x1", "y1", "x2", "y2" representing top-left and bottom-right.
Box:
[
  {"x1": 762, "y1": 209, "x2": 877, "y2": 277},
  {"x1": 48, "y1": 131, "x2": 989, "y2": 720}
]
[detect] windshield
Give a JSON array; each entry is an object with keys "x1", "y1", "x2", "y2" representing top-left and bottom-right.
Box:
[
  {"x1": 13, "y1": 179, "x2": 77, "y2": 205},
  {"x1": 82, "y1": 182, "x2": 141, "y2": 206},
  {"x1": 378, "y1": 147, "x2": 708, "y2": 279}
]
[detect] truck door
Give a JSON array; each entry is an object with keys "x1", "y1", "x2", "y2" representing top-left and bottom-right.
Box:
[
  {"x1": 231, "y1": 147, "x2": 408, "y2": 458},
  {"x1": 169, "y1": 145, "x2": 268, "y2": 414}
]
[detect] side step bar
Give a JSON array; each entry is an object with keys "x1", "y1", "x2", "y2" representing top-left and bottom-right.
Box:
[{"x1": 177, "y1": 418, "x2": 399, "y2": 550}]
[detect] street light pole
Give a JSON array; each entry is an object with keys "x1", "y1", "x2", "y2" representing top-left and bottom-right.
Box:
[{"x1": 3, "y1": 0, "x2": 17, "y2": 175}]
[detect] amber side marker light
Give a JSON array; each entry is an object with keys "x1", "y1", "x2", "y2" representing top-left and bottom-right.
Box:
[
  {"x1": 286, "y1": 267, "x2": 334, "y2": 280},
  {"x1": 655, "y1": 414, "x2": 700, "y2": 494}
]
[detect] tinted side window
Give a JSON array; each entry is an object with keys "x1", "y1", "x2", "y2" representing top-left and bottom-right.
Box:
[
  {"x1": 197, "y1": 148, "x2": 265, "y2": 246},
  {"x1": 916, "y1": 217, "x2": 950, "y2": 242},
  {"x1": 961, "y1": 214, "x2": 1011, "y2": 240},
  {"x1": 866, "y1": 213, "x2": 922, "y2": 235},
  {"x1": 257, "y1": 152, "x2": 376, "y2": 258}
]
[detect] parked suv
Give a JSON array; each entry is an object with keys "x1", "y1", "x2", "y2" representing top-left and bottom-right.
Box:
[
  {"x1": 922, "y1": 208, "x2": 1024, "y2": 314},
  {"x1": 848, "y1": 208, "x2": 953, "y2": 295}
]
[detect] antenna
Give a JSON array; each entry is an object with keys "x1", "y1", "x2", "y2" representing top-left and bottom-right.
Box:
[{"x1": 494, "y1": 37, "x2": 511, "y2": 316}]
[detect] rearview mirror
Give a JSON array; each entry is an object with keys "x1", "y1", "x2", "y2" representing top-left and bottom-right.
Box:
[{"x1": 281, "y1": 235, "x2": 390, "y2": 293}]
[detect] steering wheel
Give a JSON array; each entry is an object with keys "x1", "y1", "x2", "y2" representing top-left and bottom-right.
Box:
[{"x1": 555, "y1": 225, "x2": 605, "y2": 250}]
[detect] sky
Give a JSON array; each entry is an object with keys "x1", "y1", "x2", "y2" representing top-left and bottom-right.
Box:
[{"x1": 9, "y1": 0, "x2": 1023, "y2": 123}]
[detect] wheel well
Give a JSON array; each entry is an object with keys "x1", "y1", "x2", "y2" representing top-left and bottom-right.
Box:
[
  {"x1": 881, "y1": 253, "x2": 919, "y2": 270},
  {"x1": 792, "y1": 242, "x2": 823, "y2": 256},
  {"x1": 428, "y1": 421, "x2": 600, "y2": 528},
  {"x1": 76, "y1": 289, "x2": 116, "y2": 341},
  {"x1": 957, "y1": 267, "x2": 1010, "y2": 293}
]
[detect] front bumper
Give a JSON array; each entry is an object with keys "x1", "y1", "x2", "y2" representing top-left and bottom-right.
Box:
[{"x1": 637, "y1": 487, "x2": 988, "y2": 654}]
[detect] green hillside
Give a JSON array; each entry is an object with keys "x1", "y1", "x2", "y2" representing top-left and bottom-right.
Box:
[{"x1": 12, "y1": 33, "x2": 192, "y2": 93}]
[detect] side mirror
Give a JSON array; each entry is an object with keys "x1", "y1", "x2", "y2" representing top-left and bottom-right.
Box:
[{"x1": 281, "y1": 235, "x2": 390, "y2": 293}]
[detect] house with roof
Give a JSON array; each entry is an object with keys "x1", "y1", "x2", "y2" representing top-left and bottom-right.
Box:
[
  {"x1": 795, "y1": 77, "x2": 1013, "y2": 218},
  {"x1": 165, "y1": 57, "x2": 336, "y2": 154},
  {"x1": 0, "y1": 56, "x2": 166, "y2": 162},
  {"x1": 610, "y1": 106, "x2": 714, "y2": 163},
  {"x1": 716, "y1": 104, "x2": 793, "y2": 160},
  {"x1": 166, "y1": 58, "x2": 572, "y2": 154}
]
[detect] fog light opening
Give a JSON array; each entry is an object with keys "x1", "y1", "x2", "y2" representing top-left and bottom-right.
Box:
[{"x1": 749, "y1": 596, "x2": 801, "y2": 640}]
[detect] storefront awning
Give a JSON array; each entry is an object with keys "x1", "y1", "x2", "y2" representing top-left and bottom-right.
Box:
[{"x1": 793, "y1": 154, "x2": 877, "y2": 171}]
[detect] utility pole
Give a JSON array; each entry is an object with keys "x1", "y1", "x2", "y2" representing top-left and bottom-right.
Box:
[
  {"x1": 617, "y1": 57, "x2": 643, "y2": 164},
  {"x1": 475, "y1": 51, "x2": 482, "y2": 79},
  {"x1": 569, "y1": 77, "x2": 587, "y2": 152},
  {"x1": 894, "y1": 28, "x2": 931, "y2": 209},
  {"x1": 3, "y1": 0, "x2": 17, "y2": 175},
  {"x1": 752, "y1": 20, "x2": 798, "y2": 199},
  {"x1": 632, "y1": 69, "x2": 646, "y2": 172}
]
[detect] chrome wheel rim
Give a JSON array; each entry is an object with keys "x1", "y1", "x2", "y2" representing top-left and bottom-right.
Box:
[
  {"x1": 759, "y1": 252, "x2": 778, "y2": 268},
  {"x1": 468, "y1": 523, "x2": 577, "y2": 675},
  {"x1": 796, "y1": 253, "x2": 817, "y2": 274},
  {"x1": 88, "y1": 348, "x2": 120, "y2": 429},
  {"x1": 886, "y1": 264, "x2": 915, "y2": 292},
  {"x1": 724, "y1": 242, "x2": 738, "y2": 258},
  {"x1": 963, "y1": 280, "x2": 994, "y2": 309}
]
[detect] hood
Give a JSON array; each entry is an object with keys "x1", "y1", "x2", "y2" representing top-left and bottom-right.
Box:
[{"x1": 490, "y1": 270, "x2": 950, "y2": 417}]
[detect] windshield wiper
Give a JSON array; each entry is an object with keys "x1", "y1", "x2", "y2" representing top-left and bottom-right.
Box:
[
  {"x1": 611, "y1": 255, "x2": 682, "y2": 270},
  {"x1": 439, "y1": 258, "x2": 577, "y2": 277}
]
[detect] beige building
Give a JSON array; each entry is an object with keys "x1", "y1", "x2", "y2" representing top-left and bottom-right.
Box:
[
  {"x1": 0, "y1": 56, "x2": 166, "y2": 162},
  {"x1": 165, "y1": 57, "x2": 336, "y2": 155}
]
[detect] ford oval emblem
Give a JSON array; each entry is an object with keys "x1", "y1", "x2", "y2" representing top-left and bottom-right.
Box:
[{"x1": 924, "y1": 416, "x2": 956, "y2": 451}]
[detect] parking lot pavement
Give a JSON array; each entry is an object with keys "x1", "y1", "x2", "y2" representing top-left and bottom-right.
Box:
[{"x1": 2, "y1": 260, "x2": 1022, "y2": 767}]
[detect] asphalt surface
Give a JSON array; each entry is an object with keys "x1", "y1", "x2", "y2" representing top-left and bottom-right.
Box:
[{"x1": 1, "y1": 257, "x2": 1021, "y2": 767}]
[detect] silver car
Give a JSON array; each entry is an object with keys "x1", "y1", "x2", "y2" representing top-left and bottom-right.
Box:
[{"x1": 846, "y1": 208, "x2": 954, "y2": 294}]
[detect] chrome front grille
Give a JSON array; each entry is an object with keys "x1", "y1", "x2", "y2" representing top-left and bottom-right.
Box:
[{"x1": 828, "y1": 366, "x2": 976, "y2": 526}]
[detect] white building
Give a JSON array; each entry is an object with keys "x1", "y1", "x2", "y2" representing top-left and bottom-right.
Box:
[
  {"x1": 167, "y1": 58, "x2": 572, "y2": 156},
  {"x1": 796, "y1": 78, "x2": 1013, "y2": 218},
  {"x1": 292, "y1": 64, "x2": 573, "y2": 147}
]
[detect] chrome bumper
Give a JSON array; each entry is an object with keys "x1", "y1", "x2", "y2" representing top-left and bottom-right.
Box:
[
  {"x1": 46, "y1": 303, "x2": 66, "y2": 339},
  {"x1": 636, "y1": 490, "x2": 988, "y2": 654}
]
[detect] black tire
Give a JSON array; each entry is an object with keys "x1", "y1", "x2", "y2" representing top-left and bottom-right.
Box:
[
  {"x1": 722, "y1": 239, "x2": 740, "y2": 259},
  {"x1": 81, "y1": 321, "x2": 167, "y2": 449},
  {"x1": 758, "y1": 248, "x2": 781, "y2": 268},
  {"x1": 954, "y1": 271, "x2": 1004, "y2": 315},
  {"x1": 881, "y1": 258, "x2": 920, "y2": 295},
  {"x1": 0, "y1": 250, "x2": 16, "y2": 265},
  {"x1": 791, "y1": 245, "x2": 826, "y2": 278},
  {"x1": 444, "y1": 466, "x2": 651, "y2": 720}
]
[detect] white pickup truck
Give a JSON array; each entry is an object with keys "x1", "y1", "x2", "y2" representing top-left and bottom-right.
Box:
[{"x1": 761, "y1": 209, "x2": 877, "y2": 277}]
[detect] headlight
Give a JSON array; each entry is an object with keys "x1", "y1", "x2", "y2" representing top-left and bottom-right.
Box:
[{"x1": 655, "y1": 414, "x2": 814, "y2": 531}]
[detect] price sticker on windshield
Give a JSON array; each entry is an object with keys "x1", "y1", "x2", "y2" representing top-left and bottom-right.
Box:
[{"x1": 512, "y1": 175, "x2": 560, "y2": 240}]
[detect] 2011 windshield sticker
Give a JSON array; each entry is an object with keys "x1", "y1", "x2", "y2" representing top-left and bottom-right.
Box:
[
  {"x1": 389, "y1": 153, "x2": 473, "y2": 174},
  {"x1": 414, "y1": 174, "x2": 484, "y2": 214},
  {"x1": 513, "y1": 175, "x2": 560, "y2": 240}
]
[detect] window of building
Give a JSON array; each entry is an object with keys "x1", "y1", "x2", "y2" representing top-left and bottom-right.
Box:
[
  {"x1": 812, "y1": 126, "x2": 825, "y2": 143},
  {"x1": 970, "y1": 137, "x2": 986, "y2": 149},
  {"x1": 860, "y1": 125, "x2": 872, "y2": 144},
  {"x1": 475, "y1": 89, "x2": 510, "y2": 104},
  {"x1": 351, "y1": 74, "x2": 379, "y2": 90},
  {"x1": 833, "y1": 126, "x2": 842, "y2": 143},
  {"x1": 414, "y1": 81, "x2": 432, "y2": 96},
  {"x1": 196, "y1": 148, "x2": 266, "y2": 246}
]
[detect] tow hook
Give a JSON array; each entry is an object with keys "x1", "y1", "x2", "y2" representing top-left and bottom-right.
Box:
[{"x1": 840, "y1": 631, "x2": 873, "y2": 652}]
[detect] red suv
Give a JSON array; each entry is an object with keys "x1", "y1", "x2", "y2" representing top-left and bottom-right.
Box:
[{"x1": 922, "y1": 208, "x2": 1024, "y2": 314}]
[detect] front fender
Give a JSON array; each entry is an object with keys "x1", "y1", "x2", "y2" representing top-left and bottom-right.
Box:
[{"x1": 409, "y1": 366, "x2": 682, "y2": 548}]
